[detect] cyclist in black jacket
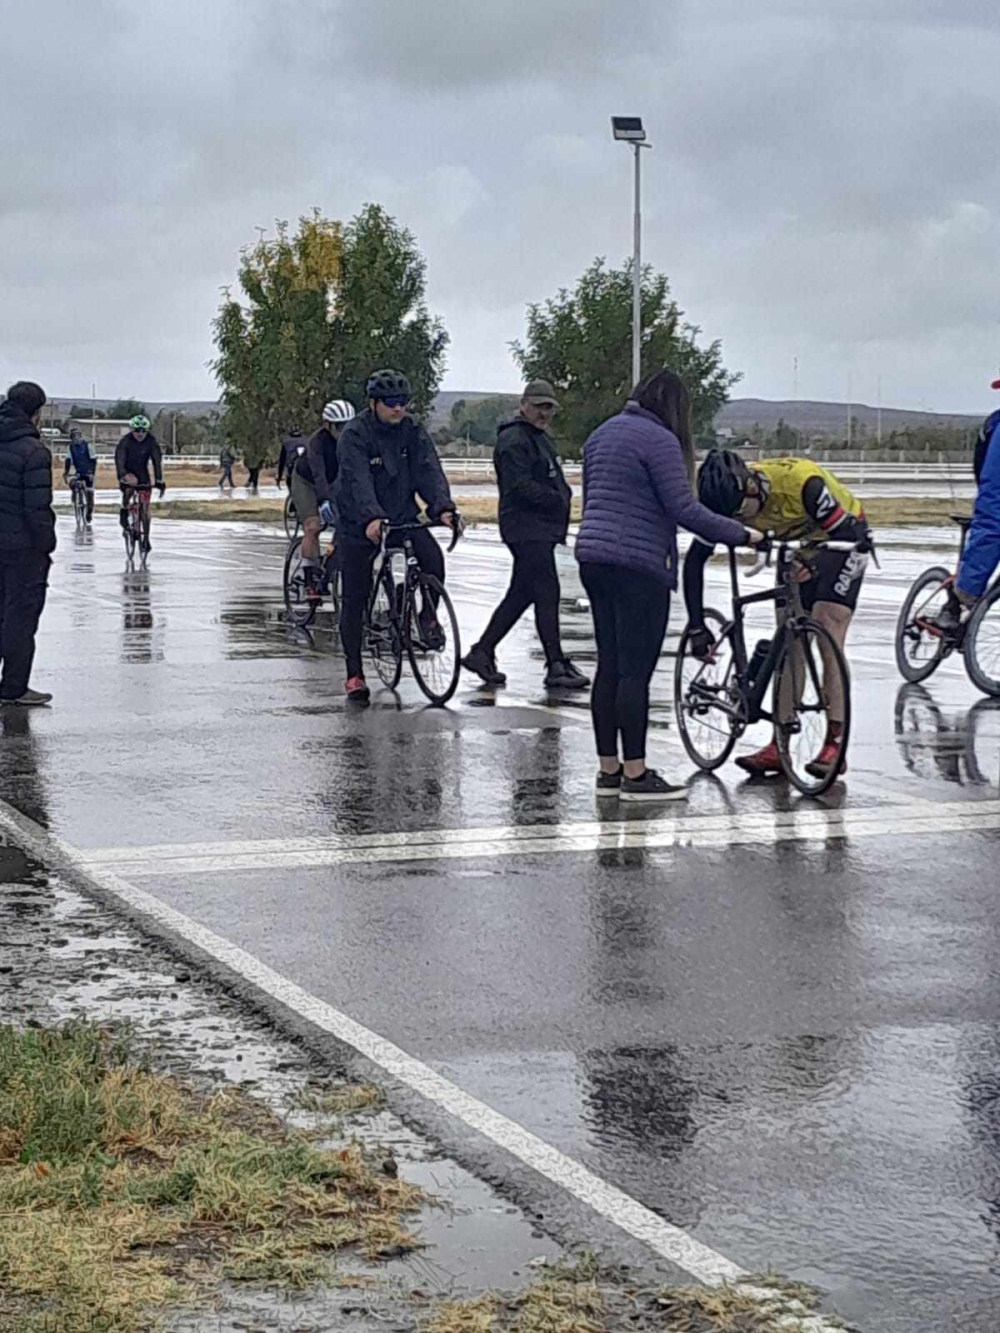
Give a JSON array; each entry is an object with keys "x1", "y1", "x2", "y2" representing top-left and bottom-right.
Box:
[
  {"x1": 291, "y1": 400, "x2": 356, "y2": 592},
  {"x1": 334, "y1": 369, "x2": 457, "y2": 702},
  {"x1": 115, "y1": 415, "x2": 165, "y2": 550}
]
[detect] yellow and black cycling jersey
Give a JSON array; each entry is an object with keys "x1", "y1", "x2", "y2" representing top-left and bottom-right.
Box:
[
  {"x1": 746, "y1": 458, "x2": 865, "y2": 542},
  {"x1": 683, "y1": 457, "x2": 870, "y2": 627}
]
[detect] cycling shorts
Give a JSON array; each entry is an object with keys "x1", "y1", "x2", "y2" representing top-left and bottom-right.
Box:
[
  {"x1": 800, "y1": 546, "x2": 868, "y2": 613},
  {"x1": 289, "y1": 468, "x2": 319, "y2": 522}
]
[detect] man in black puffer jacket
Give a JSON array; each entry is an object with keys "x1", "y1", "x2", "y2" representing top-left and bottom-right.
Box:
[
  {"x1": 0, "y1": 382, "x2": 56, "y2": 705},
  {"x1": 462, "y1": 380, "x2": 588, "y2": 690}
]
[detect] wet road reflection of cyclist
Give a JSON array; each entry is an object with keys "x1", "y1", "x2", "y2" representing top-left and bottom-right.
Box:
[{"x1": 895, "y1": 683, "x2": 1000, "y2": 787}]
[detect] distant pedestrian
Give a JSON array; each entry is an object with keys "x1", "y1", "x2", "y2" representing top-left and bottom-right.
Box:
[
  {"x1": 575, "y1": 369, "x2": 758, "y2": 802},
  {"x1": 0, "y1": 381, "x2": 56, "y2": 706},
  {"x1": 246, "y1": 463, "x2": 261, "y2": 492},
  {"x1": 461, "y1": 380, "x2": 588, "y2": 691},
  {"x1": 219, "y1": 445, "x2": 235, "y2": 490}
]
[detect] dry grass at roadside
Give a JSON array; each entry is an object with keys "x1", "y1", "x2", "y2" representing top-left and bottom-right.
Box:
[
  {"x1": 426, "y1": 1264, "x2": 846, "y2": 1333},
  {"x1": 54, "y1": 464, "x2": 223, "y2": 492},
  {"x1": 142, "y1": 493, "x2": 969, "y2": 530},
  {"x1": 0, "y1": 1022, "x2": 421, "y2": 1333}
]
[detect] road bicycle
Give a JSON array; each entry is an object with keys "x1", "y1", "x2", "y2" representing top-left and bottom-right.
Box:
[
  {"x1": 283, "y1": 492, "x2": 300, "y2": 539},
  {"x1": 283, "y1": 529, "x2": 341, "y2": 628},
  {"x1": 122, "y1": 484, "x2": 152, "y2": 568},
  {"x1": 364, "y1": 518, "x2": 463, "y2": 706},
  {"x1": 70, "y1": 477, "x2": 90, "y2": 531},
  {"x1": 674, "y1": 537, "x2": 864, "y2": 796},
  {"x1": 894, "y1": 515, "x2": 1000, "y2": 697}
]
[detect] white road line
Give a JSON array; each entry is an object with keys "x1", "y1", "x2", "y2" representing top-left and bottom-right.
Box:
[
  {"x1": 80, "y1": 798, "x2": 1000, "y2": 877},
  {"x1": 0, "y1": 796, "x2": 748, "y2": 1291}
]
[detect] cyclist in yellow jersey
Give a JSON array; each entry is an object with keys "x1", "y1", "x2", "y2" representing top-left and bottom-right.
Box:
[{"x1": 685, "y1": 449, "x2": 872, "y2": 778}]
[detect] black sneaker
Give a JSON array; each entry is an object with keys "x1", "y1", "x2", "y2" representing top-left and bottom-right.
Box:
[
  {"x1": 461, "y1": 644, "x2": 507, "y2": 686},
  {"x1": 595, "y1": 766, "x2": 623, "y2": 795},
  {"x1": 620, "y1": 768, "x2": 688, "y2": 803},
  {"x1": 930, "y1": 599, "x2": 963, "y2": 635},
  {"x1": 544, "y1": 658, "x2": 590, "y2": 690},
  {"x1": 2, "y1": 689, "x2": 52, "y2": 707}
]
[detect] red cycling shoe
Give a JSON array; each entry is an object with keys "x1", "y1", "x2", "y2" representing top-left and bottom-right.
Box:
[
  {"x1": 345, "y1": 675, "x2": 370, "y2": 703},
  {"x1": 735, "y1": 740, "x2": 782, "y2": 775},
  {"x1": 805, "y1": 740, "x2": 848, "y2": 779}
]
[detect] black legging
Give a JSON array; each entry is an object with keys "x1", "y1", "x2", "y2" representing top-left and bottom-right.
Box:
[
  {"x1": 579, "y1": 562, "x2": 670, "y2": 763},
  {"x1": 476, "y1": 540, "x2": 563, "y2": 664},
  {"x1": 339, "y1": 526, "x2": 445, "y2": 678}
]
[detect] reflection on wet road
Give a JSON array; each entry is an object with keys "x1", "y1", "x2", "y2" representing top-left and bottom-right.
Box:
[{"x1": 4, "y1": 514, "x2": 1000, "y2": 1332}]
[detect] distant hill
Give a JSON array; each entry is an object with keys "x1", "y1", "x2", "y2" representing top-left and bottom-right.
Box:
[
  {"x1": 431, "y1": 393, "x2": 983, "y2": 438},
  {"x1": 716, "y1": 398, "x2": 981, "y2": 438},
  {"x1": 49, "y1": 398, "x2": 221, "y2": 418}
]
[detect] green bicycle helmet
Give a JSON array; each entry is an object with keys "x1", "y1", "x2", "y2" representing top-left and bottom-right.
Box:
[
  {"x1": 365, "y1": 369, "x2": 411, "y2": 401},
  {"x1": 129, "y1": 414, "x2": 151, "y2": 431}
]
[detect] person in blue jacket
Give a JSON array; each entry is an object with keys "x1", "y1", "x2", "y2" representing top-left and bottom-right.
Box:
[
  {"x1": 936, "y1": 376, "x2": 1000, "y2": 630},
  {"x1": 63, "y1": 427, "x2": 97, "y2": 523}
]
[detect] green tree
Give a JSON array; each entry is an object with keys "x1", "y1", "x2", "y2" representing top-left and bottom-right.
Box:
[
  {"x1": 68, "y1": 403, "x2": 103, "y2": 420},
  {"x1": 107, "y1": 398, "x2": 147, "y2": 420},
  {"x1": 332, "y1": 204, "x2": 448, "y2": 416},
  {"x1": 448, "y1": 394, "x2": 520, "y2": 446},
  {"x1": 213, "y1": 211, "x2": 344, "y2": 468},
  {"x1": 512, "y1": 258, "x2": 740, "y2": 455}
]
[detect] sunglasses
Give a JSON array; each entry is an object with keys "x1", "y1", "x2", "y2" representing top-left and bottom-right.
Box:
[{"x1": 380, "y1": 395, "x2": 409, "y2": 409}]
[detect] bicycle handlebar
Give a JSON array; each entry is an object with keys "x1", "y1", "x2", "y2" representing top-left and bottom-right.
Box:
[
  {"x1": 745, "y1": 534, "x2": 872, "y2": 579},
  {"x1": 378, "y1": 513, "x2": 465, "y2": 553}
]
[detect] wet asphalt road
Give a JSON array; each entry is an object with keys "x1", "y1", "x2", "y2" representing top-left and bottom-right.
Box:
[{"x1": 4, "y1": 512, "x2": 1000, "y2": 1332}]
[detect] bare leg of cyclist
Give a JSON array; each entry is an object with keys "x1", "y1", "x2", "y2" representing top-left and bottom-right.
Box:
[{"x1": 811, "y1": 601, "x2": 852, "y2": 725}]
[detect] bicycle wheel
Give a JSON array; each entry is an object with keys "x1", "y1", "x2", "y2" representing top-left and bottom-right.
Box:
[
  {"x1": 964, "y1": 581, "x2": 1000, "y2": 697},
  {"x1": 674, "y1": 609, "x2": 743, "y2": 770},
  {"x1": 774, "y1": 617, "x2": 851, "y2": 797},
  {"x1": 325, "y1": 559, "x2": 342, "y2": 628},
  {"x1": 366, "y1": 568, "x2": 403, "y2": 690},
  {"x1": 895, "y1": 566, "x2": 953, "y2": 683},
  {"x1": 282, "y1": 536, "x2": 319, "y2": 627},
  {"x1": 123, "y1": 519, "x2": 136, "y2": 565},
  {"x1": 73, "y1": 487, "x2": 86, "y2": 531},
  {"x1": 405, "y1": 572, "x2": 461, "y2": 705},
  {"x1": 283, "y1": 494, "x2": 299, "y2": 539}
]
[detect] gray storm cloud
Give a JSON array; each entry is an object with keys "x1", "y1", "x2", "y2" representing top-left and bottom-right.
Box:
[{"x1": 1, "y1": 0, "x2": 998, "y2": 413}]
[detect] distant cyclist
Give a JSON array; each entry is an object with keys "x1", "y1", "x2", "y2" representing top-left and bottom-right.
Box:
[
  {"x1": 63, "y1": 427, "x2": 96, "y2": 524},
  {"x1": 291, "y1": 400, "x2": 356, "y2": 595},
  {"x1": 115, "y1": 415, "x2": 165, "y2": 551},
  {"x1": 334, "y1": 369, "x2": 458, "y2": 703},
  {"x1": 276, "y1": 428, "x2": 307, "y2": 489},
  {"x1": 687, "y1": 450, "x2": 871, "y2": 778},
  {"x1": 934, "y1": 376, "x2": 1000, "y2": 632}
]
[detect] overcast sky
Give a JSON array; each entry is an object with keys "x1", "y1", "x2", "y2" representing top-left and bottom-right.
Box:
[{"x1": 2, "y1": 0, "x2": 999, "y2": 413}]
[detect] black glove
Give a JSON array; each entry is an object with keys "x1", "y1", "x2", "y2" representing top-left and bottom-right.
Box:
[
  {"x1": 688, "y1": 625, "x2": 715, "y2": 661},
  {"x1": 157, "y1": 482, "x2": 166, "y2": 498}
]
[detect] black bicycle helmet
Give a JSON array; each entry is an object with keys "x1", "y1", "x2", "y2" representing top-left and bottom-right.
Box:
[
  {"x1": 366, "y1": 368, "x2": 411, "y2": 401},
  {"x1": 698, "y1": 448, "x2": 752, "y2": 516}
]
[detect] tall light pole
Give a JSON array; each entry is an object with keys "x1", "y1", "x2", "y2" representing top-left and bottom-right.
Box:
[{"x1": 612, "y1": 117, "x2": 650, "y2": 389}]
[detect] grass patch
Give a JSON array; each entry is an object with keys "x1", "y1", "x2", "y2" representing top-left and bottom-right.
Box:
[
  {"x1": 423, "y1": 1264, "x2": 843, "y2": 1333},
  {"x1": 291, "y1": 1082, "x2": 386, "y2": 1116},
  {"x1": 0, "y1": 1023, "x2": 421, "y2": 1333},
  {"x1": 148, "y1": 493, "x2": 969, "y2": 531}
]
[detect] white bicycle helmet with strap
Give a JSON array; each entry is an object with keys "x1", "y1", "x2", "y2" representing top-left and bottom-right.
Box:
[{"x1": 323, "y1": 400, "x2": 356, "y2": 424}]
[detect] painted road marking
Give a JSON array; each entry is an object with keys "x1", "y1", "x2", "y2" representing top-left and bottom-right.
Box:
[
  {"x1": 79, "y1": 798, "x2": 1000, "y2": 878},
  {"x1": 0, "y1": 795, "x2": 845, "y2": 1325}
]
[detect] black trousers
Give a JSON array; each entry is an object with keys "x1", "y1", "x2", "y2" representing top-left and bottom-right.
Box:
[
  {"x1": 339, "y1": 527, "x2": 445, "y2": 678},
  {"x1": 0, "y1": 552, "x2": 50, "y2": 701},
  {"x1": 476, "y1": 541, "x2": 563, "y2": 665},
  {"x1": 579, "y1": 562, "x2": 670, "y2": 763}
]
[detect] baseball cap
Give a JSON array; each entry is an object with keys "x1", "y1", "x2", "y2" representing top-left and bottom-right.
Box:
[{"x1": 522, "y1": 379, "x2": 559, "y2": 407}]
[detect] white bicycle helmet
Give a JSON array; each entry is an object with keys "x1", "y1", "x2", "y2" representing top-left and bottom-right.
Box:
[{"x1": 323, "y1": 399, "x2": 356, "y2": 424}]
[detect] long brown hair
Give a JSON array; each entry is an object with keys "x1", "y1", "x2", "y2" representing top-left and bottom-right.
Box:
[{"x1": 630, "y1": 369, "x2": 695, "y2": 483}]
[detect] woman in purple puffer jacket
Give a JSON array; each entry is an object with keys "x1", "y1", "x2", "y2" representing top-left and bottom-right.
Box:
[{"x1": 576, "y1": 369, "x2": 758, "y2": 803}]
